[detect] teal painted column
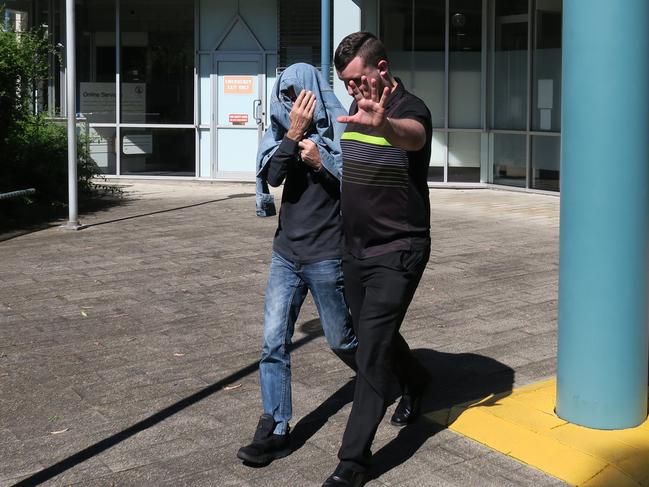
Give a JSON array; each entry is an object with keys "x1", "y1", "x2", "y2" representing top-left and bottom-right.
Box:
[
  {"x1": 557, "y1": 0, "x2": 649, "y2": 429},
  {"x1": 321, "y1": 0, "x2": 331, "y2": 79}
]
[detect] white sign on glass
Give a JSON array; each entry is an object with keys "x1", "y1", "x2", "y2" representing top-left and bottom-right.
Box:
[{"x1": 79, "y1": 82, "x2": 146, "y2": 123}]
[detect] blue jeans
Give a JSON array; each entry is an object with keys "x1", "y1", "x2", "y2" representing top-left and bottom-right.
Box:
[{"x1": 260, "y1": 251, "x2": 358, "y2": 435}]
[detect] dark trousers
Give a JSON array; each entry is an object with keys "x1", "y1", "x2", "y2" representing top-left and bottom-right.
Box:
[{"x1": 338, "y1": 246, "x2": 430, "y2": 472}]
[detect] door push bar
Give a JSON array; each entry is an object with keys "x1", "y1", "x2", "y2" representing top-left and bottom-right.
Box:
[{"x1": 253, "y1": 99, "x2": 264, "y2": 125}]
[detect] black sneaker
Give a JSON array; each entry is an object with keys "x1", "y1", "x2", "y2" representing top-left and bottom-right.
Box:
[{"x1": 237, "y1": 414, "x2": 291, "y2": 465}]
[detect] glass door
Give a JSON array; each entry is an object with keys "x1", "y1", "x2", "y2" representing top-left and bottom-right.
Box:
[{"x1": 213, "y1": 53, "x2": 264, "y2": 177}]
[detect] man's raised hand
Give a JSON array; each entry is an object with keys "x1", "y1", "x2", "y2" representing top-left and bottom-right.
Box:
[
  {"x1": 298, "y1": 139, "x2": 322, "y2": 171},
  {"x1": 337, "y1": 77, "x2": 391, "y2": 128},
  {"x1": 287, "y1": 90, "x2": 316, "y2": 141}
]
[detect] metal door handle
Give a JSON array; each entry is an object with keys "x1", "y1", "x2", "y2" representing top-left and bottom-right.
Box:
[{"x1": 253, "y1": 99, "x2": 263, "y2": 124}]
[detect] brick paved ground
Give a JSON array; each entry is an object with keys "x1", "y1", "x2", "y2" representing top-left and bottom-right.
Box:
[{"x1": 0, "y1": 181, "x2": 567, "y2": 486}]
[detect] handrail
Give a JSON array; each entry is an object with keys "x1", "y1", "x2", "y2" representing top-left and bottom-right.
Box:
[{"x1": 0, "y1": 188, "x2": 36, "y2": 200}]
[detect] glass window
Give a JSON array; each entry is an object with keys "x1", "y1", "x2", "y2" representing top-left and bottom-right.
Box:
[
  {"x1": 88, "y1": 127, "x2": 117, "y2": 175},
  {"x1": 449, "y1": 132, "x2": 481, "y2": 182},
  {"x1": 449, "y1": 0, "x2": 482, "y2": 129},
  {"x1": 381, "y1": 0, "x2": 412, "y2": 51},
  {"x1": 532, "y1": 135, "x2": 560, "y2": 191},
  {"x1": 35, "y1": 0, "x2": 63, "y2": 115},
  {"x1": 493, "y1": 0, "x2": 528, "y2": 130},
  {"x1": 414, "y1": 1, "x2": 445, "y2": 128},
  {"x1": 532, "y1": 0, "x2": 561, "y2": 132},
  {"x1": 362, "y1": 0, "x2": 379, "y2": 35},
  {"x1": 381, "y1": 0, "x2": 445, "y2": 128},
  {"x1": 492, "y1": 133, "x2": 526, "y2": 187},
  {"x1": 279, "y1": 0, "x2": 326, "y2": 68},
  {"x1": 428, "y1": 131, "x2": 445, "y2": 182},
  {"x1": 414, "y1": 2, "x2": 445, "y2": 53},
  {"x1": 3, "y1": 1, "x2": 30, "y2": 32},
  {"x1": 119, "y1": 0, "x2": 194, "y2": 124},
  {"x1": 121, "y1": 128, "x2": 195, "y2": 175},
  {"x1": 76, "y1": 0, "x2": 117, "y2": 124}
]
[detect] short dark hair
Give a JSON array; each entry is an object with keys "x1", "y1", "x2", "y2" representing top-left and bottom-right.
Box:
[{"x1": 334, "y1": 32, "x2": 388, "y2": 72}]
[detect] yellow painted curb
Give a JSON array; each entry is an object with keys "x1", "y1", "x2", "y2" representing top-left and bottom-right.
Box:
[{"x1": 424, "y1": 379, "x2": 649, "y2": 486}]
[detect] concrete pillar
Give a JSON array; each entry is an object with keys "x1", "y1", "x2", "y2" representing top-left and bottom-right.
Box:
[{"x1": 556, "y1": 0, "x2": 649, "y2": 429}]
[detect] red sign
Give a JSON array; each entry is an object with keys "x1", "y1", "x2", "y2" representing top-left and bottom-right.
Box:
[{"x1": 229, "y1": 114, "x2": 249, "y2": 125}]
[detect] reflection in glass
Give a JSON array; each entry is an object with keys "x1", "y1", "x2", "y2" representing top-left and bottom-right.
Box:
[
  {"x1": 532, "y1": 0, "x2": 562, "y2": 132},
  {"x1": 381, "y1": 0, "x2": 445, "y2": 128},
  {"x1": 449, "y1": 132, "x2": 481, "y2": 182},
  {"x1": 40, "y1": 0, "x2": 63, "y2": 115},
  {"x1": 76, "y1": 0, "x2": 116, "y2": 123},
  {"x1": 120, "y1": 0, "x2": 194, "y2": 124},
  {"x1": 380, "y1": 0, "x2": 412, "y2": 55},
  {"x1": 89, "y1": 127, "x2": 117, "y2": 175},
  {"x1": 121, "y1": 129, "x2": 195, "y2": 175},
  {"x1": 493, "y1": 0, "x2": 528, "y2": 130},
  {"x1": 532, "y1": 135, "x2": 560, "y2": 191},
  {"x1": 493, "y1": 133, "x2": 526, "y2": 187},
  {"x1": 413, "y1": 1, "x2": 445, "y2": 128},
  {"x1": 449, "y1": 0, "x2": 482, "y2": 128},
  {"x1": 2, "y1": 3, "x2": 29, "y2": 31}
]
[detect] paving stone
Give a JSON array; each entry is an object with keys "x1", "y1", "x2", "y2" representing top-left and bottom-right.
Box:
[
  {"x1": 97, "y1": 437, "x2": 201, "y2": 473},
  {"x1": 44, "y1": 457, "x2": 113, "y2": 487},
  {"x1": 172, "y1": 467, "x2": 254, "y2": 487},
  {"x1": 0, "y1": 454, "x2": 45, "y2": 485},
  {"x1": 432, "y1": 457, "x2": 526, "y2": 487}
]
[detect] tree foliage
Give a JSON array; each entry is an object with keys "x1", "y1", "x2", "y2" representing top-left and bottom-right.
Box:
[
  {"x1": 1, "y1": 8, "x2": 102, "y2": 204},
  {"x1": 0, "y1": 15, "x2": 50, "y2": 141}
]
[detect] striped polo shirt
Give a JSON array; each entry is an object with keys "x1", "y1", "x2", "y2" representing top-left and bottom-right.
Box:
[{"x1": 340, "y1": 82, "x2": 432, "y2": 259}]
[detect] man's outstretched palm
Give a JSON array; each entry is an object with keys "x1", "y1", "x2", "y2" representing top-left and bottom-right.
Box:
[{"x1": 337, "y1": 76, "x2": 391, "y2": 128}]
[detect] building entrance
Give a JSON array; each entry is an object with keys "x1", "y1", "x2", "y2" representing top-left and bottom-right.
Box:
[{"x1": 212, "y1": 53, "x2": 265, "y2": 178}]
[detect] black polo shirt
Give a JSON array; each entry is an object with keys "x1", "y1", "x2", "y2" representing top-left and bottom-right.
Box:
[{"x1": 340, "y1": 82, "x2": 432, "y2": 259}]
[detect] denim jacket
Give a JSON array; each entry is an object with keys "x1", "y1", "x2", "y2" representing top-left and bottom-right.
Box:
[{"x1": 255, "y1": 63, "x2": 347, "y2": 217}]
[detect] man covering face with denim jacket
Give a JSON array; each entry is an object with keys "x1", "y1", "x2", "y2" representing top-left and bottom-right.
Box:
[{"x1": 238, "y1": 63, "x2": 358, "y2": 466}]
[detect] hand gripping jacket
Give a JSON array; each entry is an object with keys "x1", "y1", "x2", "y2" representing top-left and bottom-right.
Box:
[{"x1": 255, "y1": 63, "x2": 347, "y2": 216}]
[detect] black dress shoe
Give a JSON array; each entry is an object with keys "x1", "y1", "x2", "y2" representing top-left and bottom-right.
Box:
[
  {"x1": 391, "y1": 368, "x2": 431, "y2": 426},
  {"x1": 322, "y1": 464, "x2": 366, "y2": 486},
  {"x1": 390, "y1": 391, "x2": 423, "y2": 426},
  {"x1": 237, "y1": 414, "x2": 291, "y2": 465},
  {"x1": 390, "y1": 385, "x2": 426, "y2": 426}
]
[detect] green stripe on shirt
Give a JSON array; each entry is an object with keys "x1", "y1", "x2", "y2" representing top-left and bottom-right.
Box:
[{"x1": 341, "y1": 131, "x2": 393, "y2": 147}]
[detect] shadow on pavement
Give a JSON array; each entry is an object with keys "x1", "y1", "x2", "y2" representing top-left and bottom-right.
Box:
[
  {"x1": 286, "y1": 347, "x2": 515, "y2": 482},
  {"x1": 0, "y1": 195, "x2": 127, "y2": 242},
  {"x1": 12, "y1": 318, "x2": 322, "y2": 487},
  {"x1": 0, "y1": 193, "x2": 255, "y2": 242},
  {"x1": 368, "y1": 348, "x2": 515, "y2": 482},
  {"x1": 81, "y1": 193, "x2": 254, "y2": 229},
  {"x1": 290, "y1": 379, "x2": 356, "y2": 453}
]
